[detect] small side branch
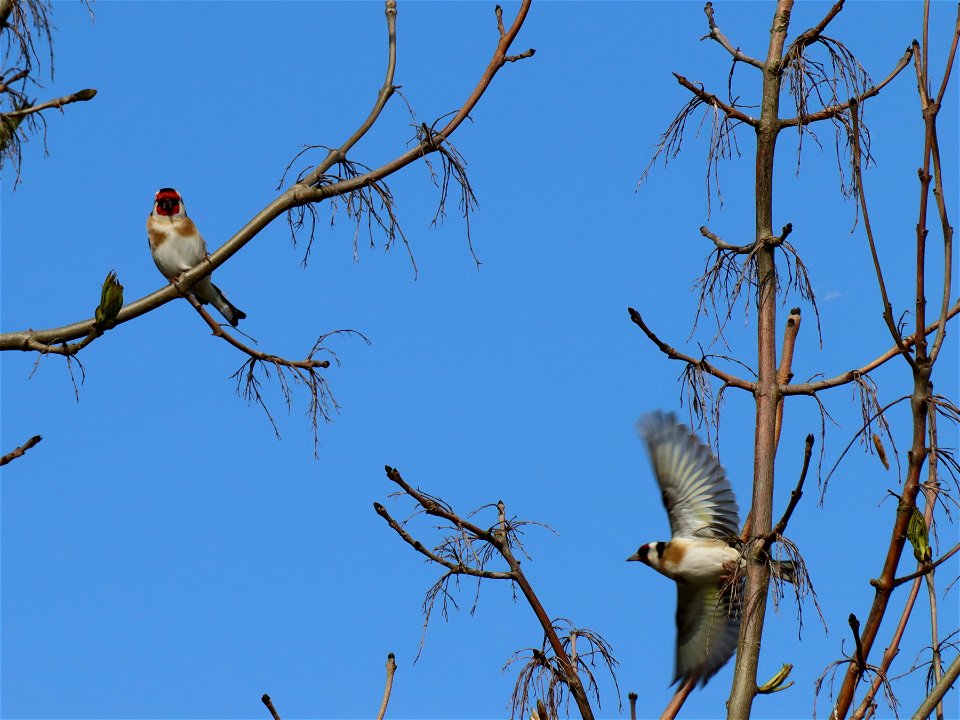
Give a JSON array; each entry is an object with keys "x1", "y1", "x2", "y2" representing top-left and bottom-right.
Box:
[
  {"x1": 891, "y1": 542, "x2": 960, "y2": 588},
  {"x1": 848, "y1": 614, "x2": 866, "y2": 674},
  {"x1": 291, "y1": 0, "x2": 399, "y2": 191},
  {"x1": 627, "y1": 307, "x2": 755, "y2": 391},
  {"x1": 187, "y1": 296, "x2": 330, "y2": 373},
  {"x1": 701, "y1": 2, "x2": 763, "y2": 68},
  {"x1": 0, "y1": 87, "x2": 96, "y2": 120},
  {"x1": 0, "y1": 434, "x2": 42, "y2": 466},
  {"x1": 781, "y1": 0, "x2": 846, "y2": 67},
  {"x1": 780, "y1": 46, "x2": 914, "y2": 127},
  {"x1": 700, "y1": 225, "x2": 754, "y2": 254},
  {"x1": 184, "y1": 297, "x2": 353, "y2": 454},
  {"x1": 672, "y1": 72, "x2": 757, "y2": 126},
  {"x1": 765, "y1": 434, "x2": 813, "y2": 548},
  {"x1": 848, "y1": 97, "x2": 917, "y2": 368}
]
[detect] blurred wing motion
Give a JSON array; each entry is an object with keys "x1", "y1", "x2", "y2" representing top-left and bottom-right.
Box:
[{"x1": 638, "y1": 411, "x2": 740, "y2": 539}]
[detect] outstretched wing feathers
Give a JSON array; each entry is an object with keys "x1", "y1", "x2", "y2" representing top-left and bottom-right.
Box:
[
  {"x1": 638, "y1": 411, "x2": 740, "y2": 539},
  {"x1": 674, "y1": 581, "x2": 741, "y2": 685}
]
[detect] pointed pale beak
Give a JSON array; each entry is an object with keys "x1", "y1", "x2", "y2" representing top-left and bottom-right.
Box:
[{"x1": 626, "y1": 552, "x2": 642, "y2": 562}]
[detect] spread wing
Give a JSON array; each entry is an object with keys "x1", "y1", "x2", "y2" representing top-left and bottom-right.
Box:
[
  {"x1": 638, "y1": 411, "x2": 740, "y2": 539},
  {"x1": 674, "y1": 581, "x2": 741, "y2": 686}
]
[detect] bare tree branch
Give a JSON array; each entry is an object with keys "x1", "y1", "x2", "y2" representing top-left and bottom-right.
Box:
[
  {"x1": 781, "y1": 302, "x2": 960, "y2": 395},
  {"x1": 891, "y1": 543, "x2": 960, "y2": 588},
  {"x1": 701, "y1": 2, "x2": 763, "y2": 69},
  {"x1": 1, "y1": 86, "x2": 95, "y2": 119},
  {"x1": 0, "y1": 434, "x2": 42, "y2": 466},
  {"x1": 376, "y1": 466, "x2": 605, "y2": 720},
  {"x1": 672, "y1": 72, "x2": 757, "y2": 126},
  {"x1": 779, "y1": 46, "x2": 913, "y2": 127},
  {"x1": 627, "y1": 307, "x2": 755, "y2": 391},
  {"x1": 765, "y1": 434, "x2": 813, "y2": 547}
]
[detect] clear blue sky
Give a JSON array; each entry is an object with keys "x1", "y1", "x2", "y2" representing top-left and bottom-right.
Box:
[{"x1": 2, "y1": 2, "x2": 957, "y2": 718}]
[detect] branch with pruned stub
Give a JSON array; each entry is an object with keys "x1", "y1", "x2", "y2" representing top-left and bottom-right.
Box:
[{"x1": 374, "y1": 466, "x2": 616, "y2": 720}]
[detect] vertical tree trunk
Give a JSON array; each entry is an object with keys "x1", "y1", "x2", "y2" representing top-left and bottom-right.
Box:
[{"x1": 727, "y1": 2, "x2": 793, "y2": 716}]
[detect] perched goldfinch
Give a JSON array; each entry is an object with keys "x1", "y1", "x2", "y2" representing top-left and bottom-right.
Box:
[
  {"x1": 627, "y1": 411, "x2": 749, "y2": 686},
  {"x1": 147, "y1": 188, "x2": 246, "y2": 327}
]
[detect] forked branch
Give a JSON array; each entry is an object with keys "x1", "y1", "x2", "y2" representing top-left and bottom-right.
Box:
[{"x1": 375, "y1": 466, "x2": 605, "y2": 720}]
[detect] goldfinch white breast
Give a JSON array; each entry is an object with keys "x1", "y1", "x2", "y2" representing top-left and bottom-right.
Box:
[
  {"x1": 146, "y1": 188, "x2": 246, "y2": 327},
  {"x1": 627, "y1": 410, "x2": 742, "y2": 687}
]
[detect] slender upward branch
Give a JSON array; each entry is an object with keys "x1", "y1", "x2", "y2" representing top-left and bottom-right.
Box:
[
  {"x1": 701, "y1": 2, "x2": 763, "y2": 68},
  {"x1": 375, "y1": 653, "x2": 397, "y2": 720}
]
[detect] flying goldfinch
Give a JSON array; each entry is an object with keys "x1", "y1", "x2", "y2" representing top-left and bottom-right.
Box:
[
  {"x1": 147, "y1": 188, "x2": 246, "y2": 327},
  {"x1": 628, "y1": 411, "x2": 793, "y2": 686}
]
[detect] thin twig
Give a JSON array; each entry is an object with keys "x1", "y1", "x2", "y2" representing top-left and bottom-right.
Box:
[
  {"x1": 627, "y1": 307, "x2": 755, "y2": 391},
  {"x1": 700, "y1": 225, "x2": 754, "y2": 253},
  {"x1": 1, "y1": 87, "x2": 96, "y2": 119},
  {"x1": 891, "y1": 543, "x2": 960, "y2": 588},
  {"x1": 377, "y1": 466, "x2": 600, "y2": 720},
  {"x1": 851, "y1": 572, "x2": 924, "y2": 719},
  {"x1": 774, "y1": 308, "x2": 802, "y2": 448},
  {"x1": 186, "y1": 295, "x2": 329, "y2": 371},
  {"x1": 766, "y1": 434, "x2": 814, "y2": 547},
  {"x1": 673, "y1": 72, "x2": 757, "y2": 126},
  {"x1": 292, "y1": 0, "x2": 399, "y2": 191}
]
